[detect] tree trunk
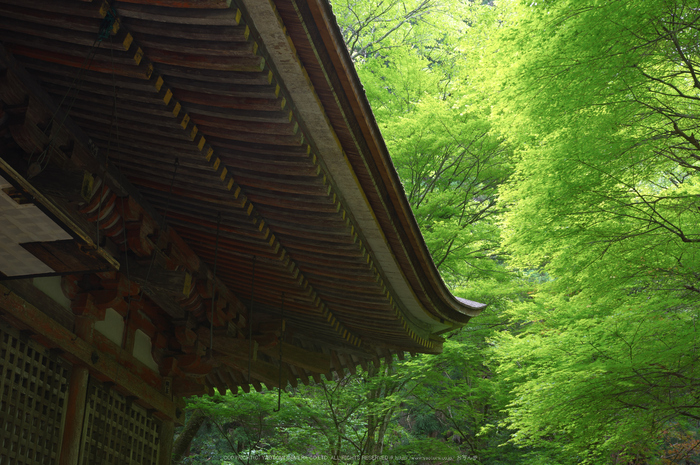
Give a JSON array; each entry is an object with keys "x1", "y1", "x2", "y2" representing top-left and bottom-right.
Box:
[
  {"x1": 374, "y1": 407, "x2": 394, "y2": 457},
  {"x1": 172, "y1": 409, "x2": 207, "y2": 463}
]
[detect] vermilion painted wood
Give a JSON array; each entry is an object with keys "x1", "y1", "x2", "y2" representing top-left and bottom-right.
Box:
[{"x1": 0, "y1": 284, "x2": 179, "y2": 419}]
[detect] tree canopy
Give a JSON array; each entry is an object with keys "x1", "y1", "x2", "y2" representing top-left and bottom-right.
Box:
[
  {"x1": 174, "y1": 0, "x2": 700, "y2": 463},
  {"x1": 492, "y1": 0, "x2": 700, "y2": 461}
]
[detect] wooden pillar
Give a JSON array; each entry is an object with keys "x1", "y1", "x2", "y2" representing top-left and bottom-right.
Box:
[
  {"x1": 59, "y1": 313, "x2": 95, "y2": 465},
  {"x1": 158, "y1": 420, "x2": 175, "y2": 465},
  {"x1": 59, "y1": 365, "x2": 89, "y2": 465}
]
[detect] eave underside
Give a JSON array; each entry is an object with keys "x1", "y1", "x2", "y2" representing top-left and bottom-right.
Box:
[{"x1": 0, "y1": 0, "x2": 488, "y2": 405}]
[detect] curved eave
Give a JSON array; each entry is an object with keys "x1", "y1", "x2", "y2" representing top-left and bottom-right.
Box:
[
  {"x1": 0, "y1": 0, "x2": 488, "y2": 397},
  {"x1": 0, "y1": 0, "x2": 483, "y2": 358},
  {"x1": 257, "y1": 0, "x2": 486, "y2": 327}
]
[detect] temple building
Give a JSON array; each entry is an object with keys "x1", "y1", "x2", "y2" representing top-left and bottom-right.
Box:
[{"x1": 0, "y1": 0, "x2": 484, "y2": 463}]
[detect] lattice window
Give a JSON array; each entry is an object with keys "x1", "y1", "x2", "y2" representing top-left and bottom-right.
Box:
[
  {"x1": 79, "y1": 379, "x2": 161, "y2": 465},
  {"x1": 0, "y1": 325, "x2": 70, "y2": 465}
]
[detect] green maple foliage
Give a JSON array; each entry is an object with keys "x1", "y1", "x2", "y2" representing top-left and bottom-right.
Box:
[{"x1": 491, "y1": 0, "x2": 700, "y2": 462}]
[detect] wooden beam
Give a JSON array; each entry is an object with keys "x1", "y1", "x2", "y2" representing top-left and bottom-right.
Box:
[
  {"x1": 218, "y1": 355, "x2": 288, "y2": 389},
  {"x1": 0, "y1": 283, "x2": 179, "y2": 421},
  {"x1": 192, "y1": 125, "x2": 302, "y2": 146},
  {"x1": 137, "y1": 36, "x2": 255, "y2": 56},
  {"x1": 1, "y1": 31, "x2": 138, "y2": 64},
  {"x1": 123, "y1": 19, "x2": 251, "y2": 42},
  {"x1": 210, "y1": 370, "x2": 227, "y2": 395},
  {"x1": 207, "y1": 333, "x2": 257, "y2": 361},
  {"x1": 190, "y1": 113, "x2": 296, "y2": 135},
  {"x1": 171, "y1": 88, "x2": 281, "y2": 110},
  {"x1": 228, "y1": 369, "x2": 249, "y2": 393},
  {"x1": 309, "y1": 369, "x2": 321, "y2": 384},
  {"x1": 339, "y1": 353, "x2": 356, "y2": 376},
  {"x1": 128, "y1": 264, "x2": 189, "y2": 319},
  {"x1": 0, "y1": 43, "x2": 248, "y2": 330},
  {"x1": 258, "y1": 341, "x2": 330, "y2": 374},
  {"x1": 115, "y1": 3, "x2": 242, "y2": 26},
  {"x1": 294, "y1": 333, "x2": 373, "y2": 359},
  {"x1": 0, "y1": 0, "x2": 107, "y2": 17},
  {"x1": 160, "y1": 76, "x2": 276, "y2": 98},
  {"x1": 0, "y1": 157, "x2": 120, "y2": 271},
  {"x1": 148, "y1": 291, "x2": 186, "y2": 319},
  {"x1": 21, "y1": 240, "x2": 110, "y2": 273},
  {"x1": 292, "y1": 365, "x2": 309, "y2": 385},
  {"x1": 8, "y1": 44, "x2": 154, "y2": 79},
  {"x1": 0, "y1": 4, "x2": 103, "y2": 34},
  {"x1": 330, "y1": 350, "x2": 342, "y2": 373},
  {"x1": 116, "y1": 0, "x2": 233, "y2": 8},
  {"x1": 0, "y1": 15, "x2": 127, "y2": 48},
  {"x1": 92, "y1": 331, "x2": 164, "y2": 391},
  {"x1": 172, "y1": 378, "x2": 206, "y2": 397},
  {"x1": 218, "y1": 367, "x2": 238, "y2": 394},
  {"x1": 2, "y1": 278, "x2": 74, "y2": 329}
]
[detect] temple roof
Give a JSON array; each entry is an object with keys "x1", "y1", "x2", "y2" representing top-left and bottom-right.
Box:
[{"x1": 0, "y1": 0, "x2": 484, "y2": 393}]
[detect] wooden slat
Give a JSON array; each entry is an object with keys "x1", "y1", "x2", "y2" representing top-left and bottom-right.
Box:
[
  {"x1": 172, "y1": 88, "x2": 282, "y2": 110},
  {"x1": 153, "y1": 62, "x2": 269, "y2": 84},
  {"x1": 124, "y1": 178, "x2": 245, "y2": 209},
  {"x1": 242, "y1": 192, "x2": 340, "y2": 212},
  {"x1": 162, "y1": 76, "x2": 274, "y2": 97},
  {"x1": 0, "y1": 0, "x2": 105, "y2": 18},
  {"x1": 190, "y1": 113, "x2": 296, "y2": 135},
  {"x1": 117, "y1": 0, "x2": 233, "y2": 8},
  {"x1": 137, "y1": 33, "x2": 254, "y2": 56},
  {"x1": 115, "y1": 3, "x2": 242, "y2": 26},
  {"x1": 146, "y1": 48, "x2": 264, "y2": 71},
  {"x1": 218, "y1": 355, "x2": 288, "y2": 388},
  {"x1": 127, "y1": 263, "x2": 191, "y2": 297},
  {"x1": 4, "y1": 32, "x2": 142, "y2": 66},
  {"x1": 0, "y1": 20, "x2": 132, "y2": 52},
  {"x1": 37, "y1": 75, "x2": 167, "y2": 104},
  {"x1": 258, "y1": 341, "x2": 330, "y2": 374},
  {"x1": 233, "y1": 172, "x2": 332, "y2": 196},
  {"x1": 0, "y1": 0, "x2": 446, "y2": 362},
  {"x1": 122, "y1": 18, "x2": 249, "y2": 41},
  {"x1": 21, "y1": 240, "x2": 110, "y2": 273},
  {"x1": 21, "y1": 60, "x2": 161, "y2": 95},
  {"x1": 188, "y1": 124, "x2": 303, "y2": 146},
  {"x1": 266, "y1": 230, "x2": 358, "y2": 249},
  {"x1": 8, "y1": 45, "x2": 153, "y2": 79},
  {"x1": 67, "y1": 98, "x2": 186, "y2": 124},
  {"x1": 69, "y1": 112, "x2": 197, "y2": 142},
  {"x1": 0, "y1": 7, "x2": 100, "y2": 37}
]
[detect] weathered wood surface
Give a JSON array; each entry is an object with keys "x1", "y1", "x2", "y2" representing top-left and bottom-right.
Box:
[
  {"x1": 118, "y1": 0, "x2": 233, "y2": 10},
  {"x1": 158, "y1": 420, "x2": 176, "y2": 465},
  {"x1": 1, "y1": 279, "x2": 75, "y2": 329},
  {"x1": 21, "y1": 240, "x2": 109, "y2": 273},
  {"x1": 0, "y1": 284, "x2": 179, "y2": 420},
  {"x1": 0, "y1": 0, "x2": 447, "y2": 395},
  {"x1": 218, "y1": 355, "x2": 289, "y2": 389},
  {"x1": 258, "y1": 341, "x2": 331, "y2": 374},
  {"x1": 116, "y1": 3, "x2": 242, "y2": 25},
  {"x1": 59, "y1": 366, "x2": 89, "y2": 465}
]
